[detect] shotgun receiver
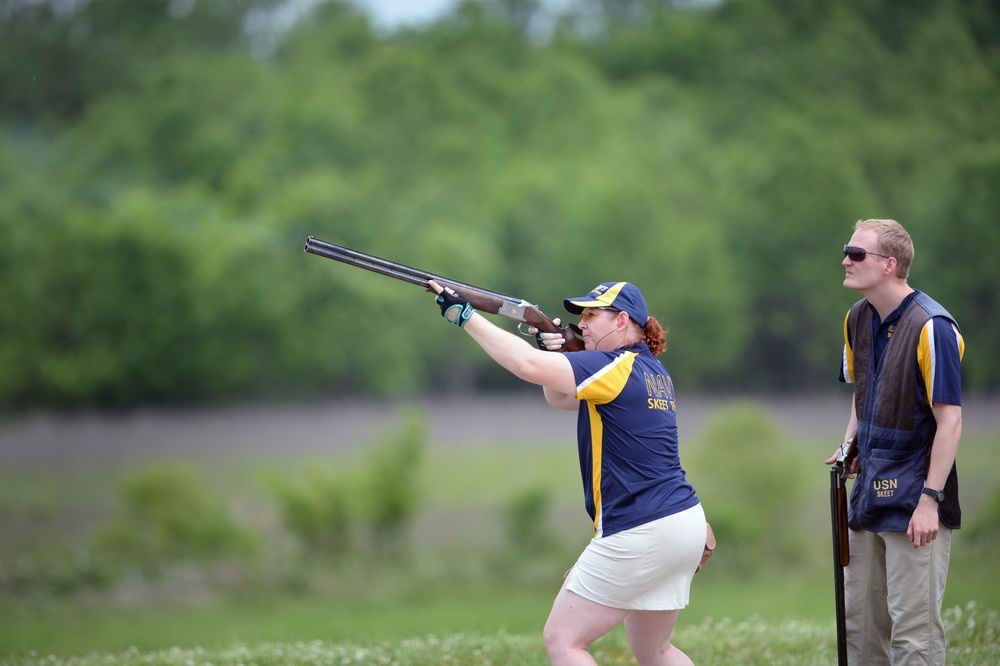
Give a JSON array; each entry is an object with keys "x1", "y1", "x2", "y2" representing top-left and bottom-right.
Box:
[{"x1": 304, "y1": 236, "x2": 584, "y2": 351}]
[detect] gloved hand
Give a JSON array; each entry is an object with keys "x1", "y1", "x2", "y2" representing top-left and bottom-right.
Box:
[{"x1": 436, "y1": 288, "x2": 476, "y2": 328}]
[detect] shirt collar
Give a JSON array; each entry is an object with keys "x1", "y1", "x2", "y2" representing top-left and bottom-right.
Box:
[{"x1": 867, "y1": 290, "x2": 920, "y2": 326}]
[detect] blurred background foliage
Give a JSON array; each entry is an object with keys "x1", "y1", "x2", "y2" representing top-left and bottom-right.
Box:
[
  {"x1": 1, "y1": 0, "x2": 998, "y2": 410},
  {"x1": 1, "y1": 411, "x2": 432, "y2": 600},
  {"x1": 3, "y1": 401, "x2": 998, "y2": 620}
]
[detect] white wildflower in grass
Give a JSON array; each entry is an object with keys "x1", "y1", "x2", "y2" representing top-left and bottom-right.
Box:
[{"x1": 943, "y1": 601, "x2": 1000, "y2": 649}]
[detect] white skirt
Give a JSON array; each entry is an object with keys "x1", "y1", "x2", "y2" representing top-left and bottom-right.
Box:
[{"x1": 565, "y1": 503, "x2": 706, "y2": 611}]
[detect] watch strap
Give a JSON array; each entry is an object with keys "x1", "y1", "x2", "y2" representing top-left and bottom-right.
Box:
[{"x1": 921, "y1": 487, "x2": 945, "y2": 502}]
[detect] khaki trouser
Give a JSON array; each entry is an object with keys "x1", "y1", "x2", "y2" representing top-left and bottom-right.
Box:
[{"x1": 845, "y1": 528, "x2": 952, "y2": 665}]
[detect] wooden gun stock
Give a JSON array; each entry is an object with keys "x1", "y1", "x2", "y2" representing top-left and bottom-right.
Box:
[
  {"x1": 834, "y1": 482, "x2": 849, "y2": 567},
  {"x1": 832, "y1": 436, "x2": 857, "y2": 566}
]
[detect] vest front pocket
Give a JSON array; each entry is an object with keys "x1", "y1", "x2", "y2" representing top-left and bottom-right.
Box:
[{"x1": 851, "y1": 446, "x2": 925, "y2": 532}]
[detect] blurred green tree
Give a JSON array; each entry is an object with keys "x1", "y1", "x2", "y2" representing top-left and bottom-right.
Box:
[{"x1": 0, "y1": 0, "x2": 997, "y2": 408}]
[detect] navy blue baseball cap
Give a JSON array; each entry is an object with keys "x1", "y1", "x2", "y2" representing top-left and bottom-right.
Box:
[{"x1": 564, "y1": 281, "x2": 649, "y2": 326}]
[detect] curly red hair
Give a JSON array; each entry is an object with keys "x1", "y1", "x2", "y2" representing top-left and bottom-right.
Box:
[{"x1": 642, "y1": 316, "x2": 668, "y2": 356}]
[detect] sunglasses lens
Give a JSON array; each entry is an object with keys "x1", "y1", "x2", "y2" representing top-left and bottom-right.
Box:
[{"x1": 843, "y1": 246, "x2": 867, "y2": 262}]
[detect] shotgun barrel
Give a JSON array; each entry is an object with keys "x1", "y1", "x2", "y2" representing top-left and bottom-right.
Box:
[{"x1": 304, "y1": 236, "x2": 584, "y2": 350}]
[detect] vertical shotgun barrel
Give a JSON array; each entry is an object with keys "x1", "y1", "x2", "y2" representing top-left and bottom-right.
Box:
[{"x1": 830, "y1": 459, "x2": 849, "y2": 666}]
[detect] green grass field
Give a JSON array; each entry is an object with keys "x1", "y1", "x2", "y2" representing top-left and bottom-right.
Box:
[
  {"x1": 1, "y1": 400, "x2": 998, "y2": 663},
  {"x1": 1, "y1": 604, "x2": 998, "y2": 665}
]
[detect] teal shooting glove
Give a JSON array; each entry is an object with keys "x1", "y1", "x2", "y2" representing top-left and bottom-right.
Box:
[{"x1": 436, "y1": 288, "x2": 476, "y2": 328}]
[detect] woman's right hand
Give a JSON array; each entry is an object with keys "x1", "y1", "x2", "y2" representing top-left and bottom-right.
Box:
[{"x1": 530, "y1": 318, "x2": 568, "y2": 351}]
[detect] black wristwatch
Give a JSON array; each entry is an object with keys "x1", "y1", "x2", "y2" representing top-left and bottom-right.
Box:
[{"x1": 921, "y1": 487, "x2": 945, "y2": 503}]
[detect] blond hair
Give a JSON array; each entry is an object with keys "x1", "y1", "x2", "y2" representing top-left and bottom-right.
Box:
[{"x1": 855, "y1": 218, "x2": 913, "y2": 279}]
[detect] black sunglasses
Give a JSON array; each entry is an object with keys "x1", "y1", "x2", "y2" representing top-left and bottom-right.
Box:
[{"x1": 843, "y1": 245, "x2": 891, "y2": 262}]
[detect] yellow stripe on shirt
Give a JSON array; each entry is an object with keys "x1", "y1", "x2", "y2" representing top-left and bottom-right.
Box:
[
  {"x1": 577, "y1": 352, "x2": 638, "y2": 537},
  {"x1": 843, "y1": 310, "x2": 855, "y2": 384},
  {"x1": 587, "y1": 401, "x2": 604, "y2": 536},
  {"x1": 917, "y1": 320, "x2": 966, "y2": 407},
  {"x1": 917, "y1": 321, "x2": 935, "y2": 407},
  {"x1": 577, "y1": 352, "x2": 637, "y2": 404}
]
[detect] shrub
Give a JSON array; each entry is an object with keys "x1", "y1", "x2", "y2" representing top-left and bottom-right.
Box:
[
  {"x1": 504, "y1": 486, "x2": 556, "y2": 557},
  {"x1": 92, "y1": 462, "x2": 256, "y2": 574},
  {"x1": 0, "y1": 547, "x2": 118, "y2": 599},
  {"x1": 685, "y1": 401, "x2": 814, "y2": 573},
  {"x1": 966, "y1": 480, "x2": 1000, "y2": 545},
  {"x1": 273, "y1": 410, "x2": 427, "y2": 564},
  {"x1": 273, "y1": 467, "x2": 354, "y2": 560},
  {"x1": 358, "y1": 409, "x2": 426, "y2": 556}
]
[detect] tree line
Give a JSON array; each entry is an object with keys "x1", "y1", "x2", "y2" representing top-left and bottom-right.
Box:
[{"x1": 1, "y1": 0, "x2": 998, "y2": 409}]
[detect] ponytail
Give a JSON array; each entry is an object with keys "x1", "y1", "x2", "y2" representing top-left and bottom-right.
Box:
[{"x1": 643, "y1": 316, "x2": 668, "y2": 356}]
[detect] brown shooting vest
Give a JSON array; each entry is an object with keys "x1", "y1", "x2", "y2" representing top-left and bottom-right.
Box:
[{"x1": 846, "y1": 292, "x2": 961, "y2": 531}]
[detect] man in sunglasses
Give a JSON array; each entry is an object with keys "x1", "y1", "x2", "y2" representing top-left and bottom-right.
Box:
[{"x1": 827, "y1": 218, "x2": 965, "y2": 664}]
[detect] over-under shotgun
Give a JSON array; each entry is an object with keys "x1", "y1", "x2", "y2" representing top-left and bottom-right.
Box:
[
  {"x1": 304, "y1": 236, "x2": 584, "y2": 351},
  {"x1": 830, "y1": 436, "x2": 857, "y2": 666}
]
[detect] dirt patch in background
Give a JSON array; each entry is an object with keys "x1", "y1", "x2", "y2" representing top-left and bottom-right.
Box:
[{"x1": 1, "y1": 392, "x2": 997, "y2": 470}]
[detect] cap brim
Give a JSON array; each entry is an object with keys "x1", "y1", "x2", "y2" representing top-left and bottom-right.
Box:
[{"x1": 564, "y1": 298, "x2": 607, "y2": 315}]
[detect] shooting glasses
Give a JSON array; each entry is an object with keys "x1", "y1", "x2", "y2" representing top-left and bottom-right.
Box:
[{"x1": 844, "y1": 245, "x2": 891, "y2": 262}]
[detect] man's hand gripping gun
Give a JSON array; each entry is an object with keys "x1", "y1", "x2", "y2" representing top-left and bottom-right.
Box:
[
  {"x1": 304, "y1": 236, "x2": 584, "y2": 351},
  {"x1": 831, "y1": 438, "x2": 857, "y2": 568}
]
